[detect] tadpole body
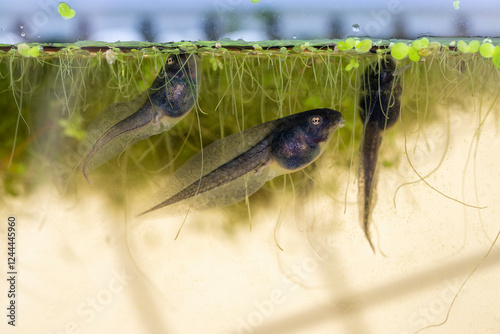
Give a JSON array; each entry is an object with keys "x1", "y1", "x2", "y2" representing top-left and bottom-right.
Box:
[
  {"x1": 358, "y1": 57, "x2": 402, "y2": 252},
  {"x1": 82, "y1": 53, "x2": 200, "y2": 182},
  {"x1": 139, "y1": 108, "x2": 345, "y2": 216}
]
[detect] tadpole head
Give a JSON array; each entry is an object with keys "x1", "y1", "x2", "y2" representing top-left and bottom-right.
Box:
[
  {"x1": 302, "y1": 108, "x2": 345, "y2": 145},
  {"x1": 359, "y1": 57, "x2": 402, "y2": 130},
  {"x1": 149, "y1": 53, "x2": 201, "y2": 119},
  {"x1": 270, "y1": 108, "x2": 344, "y2": 171},
  {"x1": 163, "y1": 53, "x2": 201, "y2": 84}
]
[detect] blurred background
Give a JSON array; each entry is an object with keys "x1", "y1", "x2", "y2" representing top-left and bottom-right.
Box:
[{"x1": 0, "y1": 0, "x2": 499, "y2": 44}]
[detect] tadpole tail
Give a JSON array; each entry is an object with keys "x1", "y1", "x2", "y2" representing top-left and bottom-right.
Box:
[
  {"x1": 138, "y1": 139, "x2": 271, "y2": 216},
  {"x1": 83, "y1": 103, "x2": 154, "y2": 183},
  {"x1": 358, "y1": 122, "x2": 383, "y2": 253}
]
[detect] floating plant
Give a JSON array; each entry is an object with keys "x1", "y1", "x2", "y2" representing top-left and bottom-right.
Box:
[{"x1": 57, "y1": 2, "x2": 76, "y2": 20}]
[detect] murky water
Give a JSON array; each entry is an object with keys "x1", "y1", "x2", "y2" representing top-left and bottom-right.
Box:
[{"x1": 1, "y1": 45, "x2": 499, "y2": 334}]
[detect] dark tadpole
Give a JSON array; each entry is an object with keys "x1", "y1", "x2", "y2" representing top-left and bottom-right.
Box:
[
  {"x1": 82, "y1": 53, "x2": 200, "y2": 182},
  {"x1": 358, "y1": 57, "x2": 403, "y2": 253},
  {"x1": 138, "y1": 108, "x2": 345, "y2": 216}
]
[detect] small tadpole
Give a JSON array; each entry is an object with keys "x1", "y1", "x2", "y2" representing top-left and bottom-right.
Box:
[
  {"x1": 82, "y1": 53, "x2": 200, "y2": 182},
  {"x1": 358, "y1": 57, "x2": 404, "y2": 253}
]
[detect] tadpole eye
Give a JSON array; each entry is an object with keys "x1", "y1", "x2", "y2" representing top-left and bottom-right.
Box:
[
  {"x1": 167, "y1": 57, "x2": 174, "y2": 65},
  {"x1": 310, "y1": 116, "x2": 322, "y2": 126}
]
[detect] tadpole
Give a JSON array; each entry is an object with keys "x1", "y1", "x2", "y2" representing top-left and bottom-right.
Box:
[
  {"x1": 139, "y1": 108, "x2": 345, "y2": 216},
  {"x1": 358, "y1": 57, "x2": 403, "y2": 252},
  {"x1": 82, "y1": 53, "x2": 200, "y2": 182}
]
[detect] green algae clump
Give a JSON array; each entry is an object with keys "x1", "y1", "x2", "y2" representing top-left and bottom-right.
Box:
[
  {"x1": 355, "y1": 39, "x2": 372, "y2": 53},
  {"x1": 412, "y1": 38, "x2": 429, "y2": 50},
  {"x1": 58, "y1": 2, "x2": 76, "y2": 20},
  {"x1": 17, "y1": 43, "x2": 41, "y2": 57},
  {"x1": 345, "y1": 57, "x2": 359, "y2": 71},
  {"x1": 391, "y1": 43, "x2": 409, "y2": 60},
  {"x1": 492, "y1": 46, "x2": 500, "y2": 68},
  {"x1": 337, "y1": 38, "x2": 356, "y2": 51},
  {"x1": 457, "y1": 40, "x2": 480, "y2": 53},
  {"x1": 480, "y1": 43, "x2": 495, "y2": 58},
  {"x1": 408, "y1": 47, "x2": 420, "y2": 62}
]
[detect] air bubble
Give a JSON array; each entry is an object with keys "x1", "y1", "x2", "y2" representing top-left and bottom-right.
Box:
[
  {"x1": 21, "y1": 32, "x2": 26, "y2": 37},
  {"x1": 293, "y1": 35, "x2": 296, "y2": 40},
  {"x1": 20, "y1": 25, "x2": 24, "y2": 29},
  {"x1": 352, "y1": 24, "x2": 360, "y2": 32}
]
